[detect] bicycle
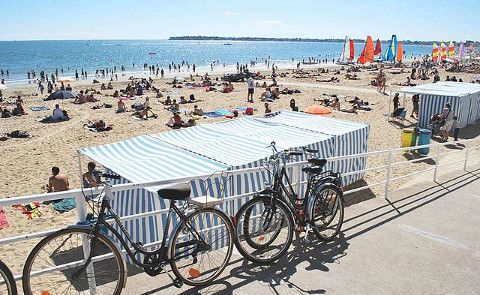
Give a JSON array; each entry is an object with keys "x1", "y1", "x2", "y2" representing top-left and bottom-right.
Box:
[
  {"x1": 234, "y1": 142, "x2": 344, "y2": 264},
  {"x1": 0, "y1": 259, "x2": 17, "y2": 295},
  {"x1": 22, "y1": 173, "x2": 234, "y2": 295}
]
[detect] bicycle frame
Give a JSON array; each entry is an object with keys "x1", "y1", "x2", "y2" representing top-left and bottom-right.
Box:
[{"x1": 78, "y1": 184, "x2": 208, "y2": 272}]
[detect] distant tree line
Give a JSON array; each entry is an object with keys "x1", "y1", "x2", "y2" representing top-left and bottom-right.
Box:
[{"x1": 170, "y1": 36, "x2": 479, "y2": 46}]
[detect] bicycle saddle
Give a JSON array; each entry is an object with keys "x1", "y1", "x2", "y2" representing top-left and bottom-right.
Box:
[
  {"x1": 158, "y1": 183, "x2": 191, "y2": 200},
  {"x1": 308, "y1": 158, "x2": 327, "y2": 167}
]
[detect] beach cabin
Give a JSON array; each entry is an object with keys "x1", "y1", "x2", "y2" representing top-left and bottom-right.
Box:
[
  {"x1": 399, "y1": 82, "x2": 480, "y2": 129},
  {"x1": 80, "y1": 111, "x2": 369, "y2": 249}
]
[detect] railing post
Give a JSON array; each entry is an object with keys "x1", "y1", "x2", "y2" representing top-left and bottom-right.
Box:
[
  {"x1": 464, "y1": 148, "x2": 469, "y2": 171},
  {"x1": 384, "y1": 151, "x2": 393, "y2": 199},
  {"x1": 433, "y1": 145, "x2": 441, "y2": 182},
  {"x1": 76, "y1": 151, "x2": 87, "y2": 223}
]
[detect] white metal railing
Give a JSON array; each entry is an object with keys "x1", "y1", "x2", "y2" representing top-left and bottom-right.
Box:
[{"x1": 1, "y1": 137, "x2": 480, "y2": 283}]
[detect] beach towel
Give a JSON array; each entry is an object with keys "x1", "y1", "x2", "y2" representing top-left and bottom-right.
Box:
[
  {"x1": 38, "y1": 116, "x2": 70, "y2": 123},
  {"x1": 13, "y1": 202, "x2": 41, "y2": 219},
  {"x1": 0, "y1": 207, "x2": 9, "y2": 229},
  {"x1": 52, "y1": 198, "x2": 76, "y2": 213},
  {"x1": 203, "y1": 111, "x2": 224, "y2": 118},
  {"x1": 232, "y1": 106, "x2": 248, "y2": 112},
  {"x1": 30, "y1": 106, "x2": 49, "y2": 112}
]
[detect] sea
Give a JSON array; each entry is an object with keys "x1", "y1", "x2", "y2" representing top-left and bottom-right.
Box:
[{"x1": 0, "y1": 40, "x2": 432, "y2": 86}]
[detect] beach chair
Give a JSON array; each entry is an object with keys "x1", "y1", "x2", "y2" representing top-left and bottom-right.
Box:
[{"x1": 390, "y1": 107, "x2": 406, "y2": 121}]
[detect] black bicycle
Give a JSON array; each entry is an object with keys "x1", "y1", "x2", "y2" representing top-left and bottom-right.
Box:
[
  {"x1": 0, "y1": 259, "x2": 17, "y2": 295},
  {"x1": 234, "y1": 142, "x2": 344, "y2": 264},
  {"x1": 22, "y1": 173, "x2": 234, "y2": 294}
]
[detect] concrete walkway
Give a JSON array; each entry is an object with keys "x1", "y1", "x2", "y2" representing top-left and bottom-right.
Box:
[{"x1": 122, "y1": 167, "x2": 480, "y2": 295}]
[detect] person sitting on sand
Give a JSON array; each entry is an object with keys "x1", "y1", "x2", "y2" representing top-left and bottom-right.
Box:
[
  {"x1": 166, "y1": 112, "x2": 184, "y2": 128},
  {"x1": 264, "y1": 103, "x2": 272, "y2": 114},
  {"x1": 83, "y1": 162, "x2": 102, "y2": 188},
  {"x1": 47, "y1": 166, "x2": 69, "y2": 193},
  {"x1": 85, "y1": 94, "x2": 97, "y2": 102},
  {"x1": 117, "y1": 98, "x2": 126, "y2": 113},
  {"x1": 1, "y1": 107, "x2": 12, "y2": 118},
  {"x1": 340, "y1": 105, "x2": 358, "y2": 114},
  {"x1": 167, "y1": 99, "x2": 180, "y2": 113},
  {"x1": 179, "y1": 96, "x2": 188, "y2": 104},
  {"x1": 74, "y1": 90, "x2": 86, "y2": 104},
  {"x1": 290, "y1": 99, "x2": 299, "y2": 112},
  {"x1": 191, "y1": 105, "x2": 204, "y2": 116},
  {"x1": 331, "y1": 98, "x2": 341, "y2": 111},
  {"x1": 183, "y1": 118, "x2": 196, "y2": 127},
  {"x1": 161, "y1": 96, "x2": 172, "y2": 105},
  {"x1": 112, "y1": 90, "x2": 119, "y2": 98},
  {"x1": 52, "y1": 104, "x2": 68, "y2": 121},
  {"x1": 85, "y1": 119, "x2": 113, "y2": 131},
  {"x1": 189, "y1": 94, "x2": 196, "y2": 102},
  {"x1": 11, "y1": 103, "x2": 26, "y2": 116},
  {"x1": 16, "y1": 95, "x2": 23, "y2": 105},
  {"x1": 107, "y1": 82, "x2": 113, "y2": 90},
  {"x1": 65, "y1": 84, "x2": 73, "y2": 91},
  {"x1": 100, "y1": 83, "x2": 107, "y2": 90},
  {"x1": 271, "y1": 87, "x2": 280, "y2": 99},
  {"x1": 260, "y1": 87, "x2": 273, "y2": 102},
  {"x1": 143, "y1": 97, "x2": 151, "y2": 109}
]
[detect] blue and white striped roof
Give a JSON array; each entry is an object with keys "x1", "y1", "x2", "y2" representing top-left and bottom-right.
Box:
[
  {"x1": 152, "y1": 117, "x2": 335, "y2": 167},
  {"x1": 80, "y1": 135, "x2": 229, "y2": 184},
  {"x1": 257, "y1": 110, "x2": 369, "y2": 136},
  {"x1": 399, "y1": 82, "x2": 480, "y2": 97}
]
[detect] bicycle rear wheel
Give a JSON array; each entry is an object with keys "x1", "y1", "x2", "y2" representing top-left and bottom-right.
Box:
[
  {"x1": 0, "y1": 259, "x2": 17, "y2": 295},
  {"x1": 170, "y1": 207, "x2": 234, "y2": 286},
  {"x1": 310, "y1": 184, "x2": 344, "y2": 241},
  {"x1": 22, "y1": 227, "x2": 125, "y2": 295},
  {"x1": 234, "y1": 196, "x2": 294, "y2": 265}
]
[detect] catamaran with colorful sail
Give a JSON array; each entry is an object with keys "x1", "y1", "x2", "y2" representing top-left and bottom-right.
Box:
[
  {"x1": 358, "y1": 36, "x2": 374, "y2": 64},
  {"x1": 338, "y1": 36, "x2": 355, "y2": 64},
  {"x1": 374, "y1": 39, "x2": 382, "y2": 60},
  {"x1": 383, "y1": 35, "x2": 398, "y2": 62},
  {"x1": 432, "y1": 43, "x2": 439, "y2": 63}
]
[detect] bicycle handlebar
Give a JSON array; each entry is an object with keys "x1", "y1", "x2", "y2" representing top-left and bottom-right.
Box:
[{"x1": 100, "y1": 173, "x2": 121, "y2": 180}]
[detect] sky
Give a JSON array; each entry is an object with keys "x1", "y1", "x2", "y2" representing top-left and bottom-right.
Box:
[{"x1": 0, "y1": 0, "x2": 479, "y2": 41}]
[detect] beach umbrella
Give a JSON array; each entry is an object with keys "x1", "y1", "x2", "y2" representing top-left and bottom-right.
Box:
[
  {"x1": 0, "y1": 84, "x2": 7, "y2": 90},
  {"x1": 304, "y1": 105, "x2": 331, "y2": 115},
  {"x1": 57, "y1": 76, "x2": 75, "y2": 83},
  {"x1": 44, "y1": 90, "x2": 77, "y2": 101}
]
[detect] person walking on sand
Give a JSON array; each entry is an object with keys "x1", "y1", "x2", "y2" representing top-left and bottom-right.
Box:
[
  {"x1": 439, "y1": 103, "x2": 455, "y2": 141},
  {"x1": 247, "y1": 77, "x2": 254, "y2": 103},
  {"x1": 47, "y1": 167, "x2": 70, "y2": 193}
]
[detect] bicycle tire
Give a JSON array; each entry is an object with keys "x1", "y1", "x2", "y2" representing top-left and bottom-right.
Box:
[
  {"x1": 0, "y1": 259, "x2": 17, "y2": 295},
  {"x1": 310, "y1": 184, "x2": 344, "y2": 241},
  {"x1": 242, "y1": 202, "x2": 282, "y2": 250},
  {"x1": 170, "y1": 207, "x2": 234, "y2": 286},
  {"x1": 234, "y1": 196, "x2": 294, "y2": 265},
  {"x1": 22, "y1": 227, "x2": 126, "y2": 295}
]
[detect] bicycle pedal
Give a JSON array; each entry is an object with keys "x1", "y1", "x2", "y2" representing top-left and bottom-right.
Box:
[{"x1": 173, "y1": 278, "x2": 183, "y2": 288}]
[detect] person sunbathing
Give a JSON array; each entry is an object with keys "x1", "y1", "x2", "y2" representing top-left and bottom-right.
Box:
[
  {"x1": 166, "y1": 99, "x2": 180, "y2": 113},
  {"x1": 345, "y1": 73, "x2": 359, "y2": 80},
  {"x1": 1, "y1": 107, "x2": 12, "y2": 118},
  {"x1": 85, "y1": 120, "x2": 112, "y2": 131},
  {"x1": 161, "y1": 96, "x2": 172, "y2": 105},
  {"x1": 179, "y1": 96, "x2": 188, "y2": 104},
  {"x1": 316, "y1": 77, "x2": 339, "y2": 83},
  {"x1": 116, "y1": 98, "x2": 126, "y2": 113},
  {"x1": 190, "y1": 105, "x2": 204, "y2": 116},
  {"x1": 260, "y1": 88, "x2": 273, "y2": 102},
  {"x1": 340, "y1": 105, "x2": 358, "y2": 114},
  {"x1": 331, "y1": 98, "x2": 341, "y2": 111},
  {"x1": 183, "y1": 118, "x2": 196, "y2": 127},
  {"x1": 166, "y1": 112, "x2": 184, "y2": 128},
  {"x1": 11, "y1": 103, "x2": 26, "y2": 116}
]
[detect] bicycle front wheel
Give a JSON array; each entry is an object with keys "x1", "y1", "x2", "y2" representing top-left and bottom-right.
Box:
[
  {"x1": 310, "y1": 184, "x2": 344, "y2": 241},
  {"x1": 0, "y1": 259, "x2": 17, "y2": 295},
  {"x1": 22, "y1": 227, "x2": 125, "y2": 295},
  {"x1": 234, "y1": 196, "x2": 294, "y2": 265},
  {"x1": 170, "y1": 207, "x2": 234, "y2": 286}
]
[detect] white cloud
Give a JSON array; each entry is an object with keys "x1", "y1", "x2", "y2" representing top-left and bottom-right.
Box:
[
  {"x1": 223, "y1": 11, "x2": 240, "y2": 16},
  {"x1": 250, "y1": 19, "x2": 283, "y2": 25}
]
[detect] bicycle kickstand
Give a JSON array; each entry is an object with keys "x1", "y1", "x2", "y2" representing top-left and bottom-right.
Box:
[{"x1": 304, "y1": 224, "x2": 313, "y2": 243}]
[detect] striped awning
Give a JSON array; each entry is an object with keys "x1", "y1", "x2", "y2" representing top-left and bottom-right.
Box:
[{"x1": 399, "y1": 82, "x2": 480, "y2": 97}]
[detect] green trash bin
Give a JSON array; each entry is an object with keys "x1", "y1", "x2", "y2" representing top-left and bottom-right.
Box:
[{"x1": 417, "y1": 128, "x2": 431, "y2": 155}]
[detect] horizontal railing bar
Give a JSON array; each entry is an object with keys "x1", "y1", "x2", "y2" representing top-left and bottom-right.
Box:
[{"x1": 389, "y1": 167, "x2": 436, "y2": 182}]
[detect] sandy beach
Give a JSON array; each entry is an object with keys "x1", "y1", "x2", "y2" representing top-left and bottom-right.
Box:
[{"x1": 1, "y1": 62, "x2": 479, "y2": 276}]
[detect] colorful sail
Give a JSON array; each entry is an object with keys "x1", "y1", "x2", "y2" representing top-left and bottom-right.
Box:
[
  {"x1": 374, "y1": 39, "x2": 382, "y2": 56},
  {"x1": 383, "y1": 35, "x2": 397, "y2": 62},
  {"x1": 440, "y1": 43, "x2": 447, "y2": 60},
  {"x1": 448, "y1": 41, "x2": 455, "y2": 56},
  {"x1": 432, "y1": 43, "x2": 439, "y2": 62},
  {"x1": 396, "y1": 42, "x2": 403, "y2": 62},
  {"x1": 349, "y1": 39, "x2": 355, "y2": 61},
  {"x1": 459, "y1": 42, "x2": 465, "y2": 59},
  {"x1": 358, "y1": 36, "x2": 374, "y2": 64}
]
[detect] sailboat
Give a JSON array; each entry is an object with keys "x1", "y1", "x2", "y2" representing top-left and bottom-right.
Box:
[
  {"x1": 396, "y1": 42, "x2": 403, "y2": 63},
  {"x1": 383, "y1": 35, "x2": 398, "y2": 62},
  {"x1": 459, "y1": 42, "x2": 465, "y2": 60},
  {"x1": 432, "y1": 43, "x2": 439, "y2": 63},
  {"x1": 338, "y1": 37, "x2": 355, "y2": 64},
  {"x1": 373, "y1": 39, "x2": 382, "y2": 60},
  {"x1": 448, "y1": 41, "x2": 455, "y2": 57},
  {"x1": 440, "y1": 43, "x2": 447, "y2": 60},
  {"x1": 358, "y1": 36, "x2": 374, "y2": 64}
]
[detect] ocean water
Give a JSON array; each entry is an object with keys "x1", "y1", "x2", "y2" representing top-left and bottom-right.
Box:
[{"x1": 0, "y1": 40, "x2": 431, "y2": 84}]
